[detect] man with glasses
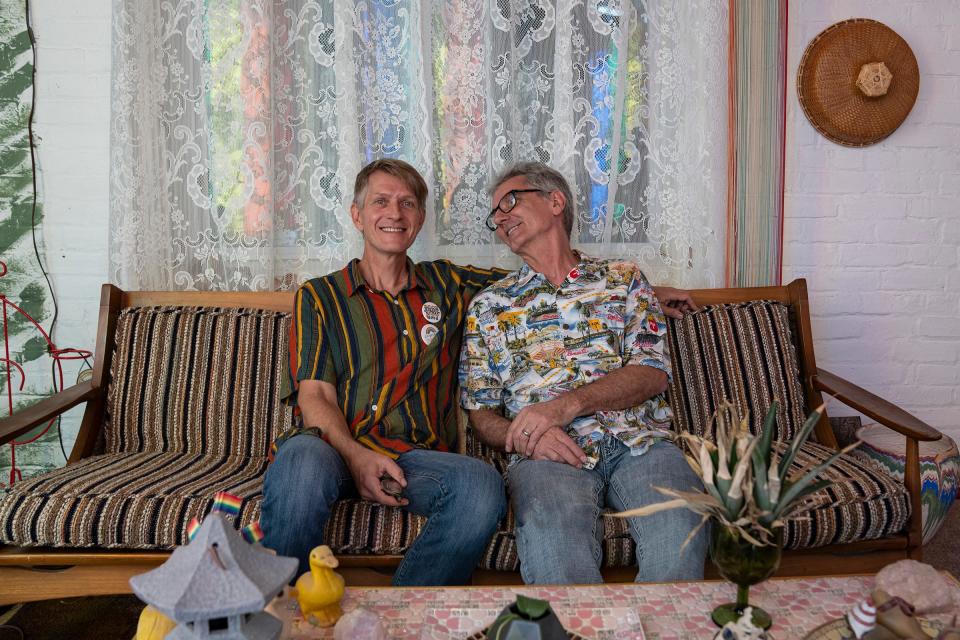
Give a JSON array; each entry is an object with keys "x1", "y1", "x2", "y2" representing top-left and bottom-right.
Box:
[
  {"x1": 263, "y1": 158, "x2": 697, "y2": 586},
  {"x1": 459, "y1": 161, "x2": 706, "y2": 585}
]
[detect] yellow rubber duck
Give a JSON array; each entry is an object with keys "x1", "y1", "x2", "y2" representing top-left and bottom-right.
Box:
[{"x1": 295, "y1": 545, "x2": 345, "y2": 627}]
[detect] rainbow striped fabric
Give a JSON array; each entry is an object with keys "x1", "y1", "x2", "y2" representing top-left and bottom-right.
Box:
[
  {"x1": 726, "y1": 0, "x2": 788, "y2": 287},
  {"x1": 213, "y1": 491, "x2": 242, "y2": 517},
  {"x1": 186, "y1": 517, "x2": 201, "y2": 542}
]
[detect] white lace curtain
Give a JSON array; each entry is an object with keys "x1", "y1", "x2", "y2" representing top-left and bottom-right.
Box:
[{"x1": 109, "y1": 0, "x2": 728, "y2": 291}]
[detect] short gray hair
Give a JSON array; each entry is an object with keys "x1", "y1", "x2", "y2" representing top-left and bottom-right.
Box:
[{"x1": 490, "y1": 162, "x2": 575, "y2": 235}]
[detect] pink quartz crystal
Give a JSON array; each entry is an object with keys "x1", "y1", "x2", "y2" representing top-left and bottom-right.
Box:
[{"x1": 875, "y1": 559, "x2": 958, "y2": 614}]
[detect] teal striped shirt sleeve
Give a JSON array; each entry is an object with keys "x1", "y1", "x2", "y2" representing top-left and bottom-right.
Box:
[{"x1": 294, "y1": 283, "x2": 337, "y2": 385}]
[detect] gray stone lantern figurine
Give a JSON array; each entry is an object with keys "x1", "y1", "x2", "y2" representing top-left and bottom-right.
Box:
[{"x1": 130, "y1": 512, "x2": 297, "y2": 639}]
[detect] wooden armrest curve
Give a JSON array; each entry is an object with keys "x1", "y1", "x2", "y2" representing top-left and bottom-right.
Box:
[
  {"x1": 812, "y1": 369, "x2": 942, "y2": 442},
  {"x1": 0, "y1": 380, "x2": 99, "y2": 445}
]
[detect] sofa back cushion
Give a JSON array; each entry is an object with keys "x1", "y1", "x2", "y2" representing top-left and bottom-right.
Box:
[
  {"x1": 105, "y1": 306, "x2": 294, "y2": 457},
  {"x1": 666, "y1": 300, "x2": 808, "y2": 441}
]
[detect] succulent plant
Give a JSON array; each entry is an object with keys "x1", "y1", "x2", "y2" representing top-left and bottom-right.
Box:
[{"x1": 612, "y1": 401, "x2": 859, "y2": 547}]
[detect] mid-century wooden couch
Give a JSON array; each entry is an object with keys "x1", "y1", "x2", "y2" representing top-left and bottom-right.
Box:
[{"x1": 0, "y1": 279, "x2": 942, "y2": 604}]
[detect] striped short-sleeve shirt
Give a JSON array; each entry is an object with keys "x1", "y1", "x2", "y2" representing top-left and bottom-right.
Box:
[{"x1": 290, "y1": 258, "x2": 504, "y2": 457}]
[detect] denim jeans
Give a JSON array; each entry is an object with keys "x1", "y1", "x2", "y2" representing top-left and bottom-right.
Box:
[
  {"x1": 507, "y1": 436, "x2": 707, "y2": 584},
  {"x1": 261, "y1": 434, "x2": 506, "y2": 586}
]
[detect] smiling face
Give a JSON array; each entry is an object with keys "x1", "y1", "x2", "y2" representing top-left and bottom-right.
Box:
[
  {"x1": 351, "y1": 170, "x2": 426, "y2": 258},
  {"x1": 491, "y1": 175, "x2": 564, "y2": 254}
]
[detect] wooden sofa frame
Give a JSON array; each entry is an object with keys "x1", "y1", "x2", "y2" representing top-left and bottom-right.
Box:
[{"x1": 0, "y1": 280, "x2": 942, "y2": 604}]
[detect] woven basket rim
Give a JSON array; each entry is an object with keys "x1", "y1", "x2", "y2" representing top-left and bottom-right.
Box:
[{"x1": 797, "y1": 18, "x2": 919, "y2": 147}]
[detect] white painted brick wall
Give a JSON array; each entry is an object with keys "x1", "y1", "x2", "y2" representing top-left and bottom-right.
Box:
[
  {"x1": 25, "y1": 0, "x2": 112, "y2": 457},
  {"x1": 785, "y1": 1, "x2": 960, "y2": 445}
]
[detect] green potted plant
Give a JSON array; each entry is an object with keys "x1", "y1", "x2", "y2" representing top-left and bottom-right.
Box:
[{"x1": 612, "y1": 401, "x2": 859, "y2": 629}]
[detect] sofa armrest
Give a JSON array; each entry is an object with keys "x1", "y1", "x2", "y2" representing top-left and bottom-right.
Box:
[
  {"x1": 812, "y1": 367, "x2": 942, "y2": 549},
  {"x1": 0, "y1": 381, "x2": 98, "y2": 446},
  {"x1": 812, "y1": 368, "x2": 941, "y2": 442}
]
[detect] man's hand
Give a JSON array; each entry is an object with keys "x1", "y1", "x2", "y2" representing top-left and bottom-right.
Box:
[
  {"x1": 528, "y1": 427, "x2": 587, "y2": 468},
  {"x1": 506, "y1": 399, "x2": 578, "y2": 457},
  {"x1": 653, "y1": 286, "x2": 699, "y2": 320},
  {"x1": 342, "y1": 446, "x2": 409, "y2": 507}
]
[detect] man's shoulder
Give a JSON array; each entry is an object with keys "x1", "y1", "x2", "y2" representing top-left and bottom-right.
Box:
[
  {"x1": 469, "y1": 269, "x2": 522, "y2": 306},
  {"x1": 588, "y1": 257, "x2": 648, "y2": 285},
  {"x1": 297, "y1": 266, "x2": 350, "y2": 303}
]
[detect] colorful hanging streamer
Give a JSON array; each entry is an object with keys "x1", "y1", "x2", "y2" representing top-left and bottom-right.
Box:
[{"x1": 726, "y1": 0, "x2": 788, "y2": 287}]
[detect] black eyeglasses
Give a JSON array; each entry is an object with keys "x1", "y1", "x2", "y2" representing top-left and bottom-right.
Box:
[{"x1": 485, "y1": 189, "x2": 547, "y2": 231}]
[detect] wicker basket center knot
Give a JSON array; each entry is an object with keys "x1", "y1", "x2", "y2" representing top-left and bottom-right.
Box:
[{"x1": 856, "y1": 62, "x2": 893, "y2": 97}]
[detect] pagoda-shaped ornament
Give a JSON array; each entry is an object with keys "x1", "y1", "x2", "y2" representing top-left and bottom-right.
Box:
[{"x1": 130, "y1": 513, "x2": 297, "y2": 640}]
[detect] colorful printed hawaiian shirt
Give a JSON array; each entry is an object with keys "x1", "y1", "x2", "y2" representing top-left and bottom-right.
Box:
[{"x1": 458, "y1": 254, "x2": 672, "y2": 469}]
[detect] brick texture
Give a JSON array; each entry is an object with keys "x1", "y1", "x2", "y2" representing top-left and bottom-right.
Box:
[{"x1": 785, "y1": 1, "x2": 960, "y2": 445}]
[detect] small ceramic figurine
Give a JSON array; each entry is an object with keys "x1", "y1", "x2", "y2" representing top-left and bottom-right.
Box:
[
  {"x1": 847, "y1": 595, "x2": 877, "y2": 638},
  {"x1": 296, "y1": 545, "x2": 346, "y2": 627},
  {"x1": 713, "y1": 607, "x2": 767, "y2": 640}
]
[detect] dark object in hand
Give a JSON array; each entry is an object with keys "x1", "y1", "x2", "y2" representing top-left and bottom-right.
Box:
[{"x1": 379, "y1": 474, "x2": 404, "y2": 500}]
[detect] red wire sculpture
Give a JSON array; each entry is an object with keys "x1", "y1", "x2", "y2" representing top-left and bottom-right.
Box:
[{"x1": 0, "y1": 259, "x2": 92, "y2": 486}]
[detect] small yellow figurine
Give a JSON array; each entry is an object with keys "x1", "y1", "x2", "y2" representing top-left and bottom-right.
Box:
[
  {"x1": 296, "y1": 545, "x2": 345, "y2": 627},
  {"x1": 134, "y1": 605, "x2": 177, "y2": 640}
]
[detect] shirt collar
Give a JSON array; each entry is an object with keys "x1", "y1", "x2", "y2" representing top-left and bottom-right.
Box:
[
  {"x1": 344, "y1": 257, "x2": 432, "y2": 296},
  {"x1": 514, "y1": 250, "x2": 594, "y2": 290}
]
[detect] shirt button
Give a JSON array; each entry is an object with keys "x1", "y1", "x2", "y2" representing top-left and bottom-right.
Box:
[
  {"x1": 371, "y1": 404, "x2": 378, "y2": 411},
  {"x1": 393, "y1": 299, "x2": 400, "y2": 305},
  {"x1": 402, "y1": 329, "x2": 409, "y2": 336}
]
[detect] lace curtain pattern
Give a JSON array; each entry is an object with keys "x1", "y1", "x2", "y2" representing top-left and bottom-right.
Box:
[{"x1": 110, "y1": 0, "x2": 728, "y2": 291}]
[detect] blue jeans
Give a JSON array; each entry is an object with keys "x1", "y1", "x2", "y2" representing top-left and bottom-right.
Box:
[
  {"x1": 261, "y1": 434, "x2": 506, "y2": 586},
  {"x1": 507, "y1": 436, "x2": 707, "y2": 584}
]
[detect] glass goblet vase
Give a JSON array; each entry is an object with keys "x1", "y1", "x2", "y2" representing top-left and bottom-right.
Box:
[{"x1": 709, "y1": 523, "x2": 783, "y2": 630}]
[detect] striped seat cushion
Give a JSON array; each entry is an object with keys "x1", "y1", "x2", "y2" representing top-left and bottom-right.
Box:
[
  {"x1": 666, "y1": 301, "x2": 808, "y2": 440},
  {"x1": 0, "y1": 452, "x2": 268, "y2": 548},
  {"x1": 471, "y1": 438, "x2": 910, "y2": 571},
  {"x1": 0, "y1": 449, "x2": 425, "y2": 552},
  {"x1": 105, "y1": 306, "x2": 293, "y2": 457}
]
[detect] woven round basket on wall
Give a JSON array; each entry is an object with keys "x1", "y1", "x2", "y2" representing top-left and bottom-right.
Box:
[{"x1": 797, "y1": 18, "x2": 919, "y2": 147}]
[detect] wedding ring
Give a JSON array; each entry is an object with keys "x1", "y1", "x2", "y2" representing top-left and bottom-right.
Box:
[{"x1": 521, "y1": 430, "x2": 531, "y2": 437}]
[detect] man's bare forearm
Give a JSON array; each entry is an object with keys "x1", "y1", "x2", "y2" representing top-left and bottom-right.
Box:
[
  {"x1": 558, "y1": 364, "x2": 668, "y2": 420},
  {"x1": 467, "y1": 409, "x2": 511, "y2": 449}
]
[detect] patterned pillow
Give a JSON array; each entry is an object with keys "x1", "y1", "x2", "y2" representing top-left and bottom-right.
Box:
[
  {"x1": 105, "y1": 306, "x2": 294, "y2": 458},
  {"x1": 666, "y1": 300, "x2": 808, "y2": 441}
]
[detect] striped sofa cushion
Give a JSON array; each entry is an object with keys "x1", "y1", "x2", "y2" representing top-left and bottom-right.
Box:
[
  {"x1": 666, "y1": 301, "x2": 808, "y2": 440},
  {"x1": 0, "y1": 449, "x2": 425, "y2": 551},
  {"x1": 0, "y1": 452, "x2": 267, "y2": 548},
  {"x1": 105, "y1": 306, "x2": 293, "y2": 457},
  {"x1": 469, "y1": 436, "x2": 909, "y2": 571}
]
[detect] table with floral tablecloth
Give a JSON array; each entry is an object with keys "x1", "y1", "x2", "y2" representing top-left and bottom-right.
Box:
[{"x1": 268, "y1": 574, "x2": 960, "y2": 640}]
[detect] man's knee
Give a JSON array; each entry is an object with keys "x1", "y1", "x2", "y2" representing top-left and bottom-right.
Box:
[
  {"x1": 264, "y1": 434, "x2": 343, "y2": 503},
  {"x1": 450, "y1": 458, "x2": 507, "y2": 523}
]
